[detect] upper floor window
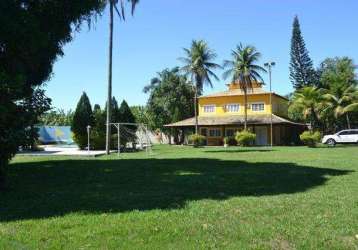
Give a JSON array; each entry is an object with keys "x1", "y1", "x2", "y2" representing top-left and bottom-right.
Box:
[
  {"x1": 203, "y1": 105, "x2": 215, "y2": 113},
  {"x1": 251, "y1": 103, "x2": 265, "y2": 112},
  {"x1": 226, "y1": 104, "x2": 240, "y2": 113}
]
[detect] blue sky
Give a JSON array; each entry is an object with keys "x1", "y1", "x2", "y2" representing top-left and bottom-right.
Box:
[{"x1": 45, "y1": 0, "x2": 358, "y2": 111}]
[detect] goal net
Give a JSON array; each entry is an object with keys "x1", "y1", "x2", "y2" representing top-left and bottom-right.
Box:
[{"x1": 109, "y1": 123, "x2": 153, "y2": 156}]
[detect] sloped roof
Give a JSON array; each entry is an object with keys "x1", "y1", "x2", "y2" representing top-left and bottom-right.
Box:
[{"x1": 165, "y1": 114, "x2": 306, "y2": 127}]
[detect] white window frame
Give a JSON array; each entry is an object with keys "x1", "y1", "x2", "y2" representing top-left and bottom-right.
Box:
[
  {"x1": 251, "y1": 102, "x2": 265, "y2": 112},
  {"x1": 225, "y1": 103, "x2": 240, "y2": 113},
  {"x1": 203, "y1": 104, "x2": 216, "y2": 113}
]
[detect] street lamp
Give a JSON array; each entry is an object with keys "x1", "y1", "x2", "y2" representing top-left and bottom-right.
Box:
[
  {"x1": 87, "y1": 125, "x2": 91, "y2": 154},
  {"x1": 264, "y1": 61, "x2": 276, "y2": 147}
]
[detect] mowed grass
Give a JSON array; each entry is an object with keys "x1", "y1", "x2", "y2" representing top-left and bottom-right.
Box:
[{"x1": 1, "y1": 145, "x2": 358, "y2": 249}]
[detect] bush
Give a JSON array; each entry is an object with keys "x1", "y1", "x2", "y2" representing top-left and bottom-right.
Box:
[
  {"x1": 71, "y1": 92, "x2": 94, "y2": 149},
  {"x1": 90, "y1": 130, "x2": 105, "y2": 150},
  {"x1": 300, "y1": 131, "x2": 321, "y2": 147},
  {"x1": 223, "y1": 136, "x2": 237, "y2": 146},
  {"x1": 235, "y1": 130, "x2": 256, "y2": 147},
  {"x1": 188, "y1": 134, "x2": 206, "y2": 147}
]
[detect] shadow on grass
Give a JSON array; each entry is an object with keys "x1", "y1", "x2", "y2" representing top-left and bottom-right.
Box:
[{"x1": 0, "y1": 158, "x2": 351, "y2": 222}]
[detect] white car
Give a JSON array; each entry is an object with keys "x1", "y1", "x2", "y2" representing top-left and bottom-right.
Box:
[{"x1": 322, "y1": 129, "x2": 358, "y2": 146}]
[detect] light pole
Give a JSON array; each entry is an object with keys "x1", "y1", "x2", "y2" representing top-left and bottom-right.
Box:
[
  {"x1": 264, "y1": 61, "x2": 275, "y2": 147},
  {"x1": 87, "y1": 125, "x2": 91, "y2": 154}
]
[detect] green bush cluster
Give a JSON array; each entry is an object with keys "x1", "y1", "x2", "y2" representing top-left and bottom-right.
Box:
[
  {"x1": 235, "y1": 130, "x2": 256, "y2": 147},
  {"x1": 71, "y1": 92, "x2": 94, "y2": 149},
  {"x1": 188, "y1": 134, "x2": 206, "y2": 147},
  {"x1": 299, "y1": 131, "x2": 321, "y2": 147},
  {"x1": 71, "y1": 93, "x2": 137, "y2": 150},
  {"x1": 223, "y1": 136, "x2": 237, "y2": 146}
]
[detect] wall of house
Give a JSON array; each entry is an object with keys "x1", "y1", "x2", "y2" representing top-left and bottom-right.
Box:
[
  {"x1": 198, "y1": 124, "x2": 302, "y2": 146},
  {"x1": 198, "y1": 94, "x2": 289, "y2": 117},
  {"x1": 272, "y1": 95, "x2": 289, "y2": 117}
]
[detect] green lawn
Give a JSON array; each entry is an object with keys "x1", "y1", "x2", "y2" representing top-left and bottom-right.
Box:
[{"x1": 1, "y1": 145, "x2": 358, "y2": 249}]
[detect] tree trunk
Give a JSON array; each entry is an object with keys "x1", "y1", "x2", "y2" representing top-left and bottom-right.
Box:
[
  {"x1": 168, "y1": 132, "x2": 172, "y2": 145},
  {"x1": 180, "y1": 129, "x2": 185, "y2": 144},
  {"x1": 106, "y1": 1, "x2": 114, "y2": 155},
  {"x1": 346, "y1": 113, "x2": 351, "y2": 129},
  {"x1": 194, "y1": 88, "x2": 198, "y2": 134},
  {"x1": 244, "y1": 89, "x2": 248, "y2": 130}
]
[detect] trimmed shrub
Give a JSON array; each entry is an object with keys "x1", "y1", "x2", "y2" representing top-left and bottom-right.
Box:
[
  {"x1": 223, "y1": 136, "x2": 237, "y2": 146},
  {"x1": 300, "y1": 131, "x2": 321, "y2": 147},
  {"x1": 71, "y1": 92, "x2": 94, "y2": 149},
  {"x1": 235, "y1": 130, "x2": 256, "y2": 147},
  {"x1": 188, "y1": 134, "x2": 206, "y2": 147}
]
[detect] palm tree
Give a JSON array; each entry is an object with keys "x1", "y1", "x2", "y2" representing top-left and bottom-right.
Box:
[
  {"x1": 105, "y1": 0, "x2": 139, "y2": 154},
  {"x1": 323, "y1": 85, "x2": 358, "y2": 129},
  {"x1": 222, "y1": 44, "x2": 267, "y2": 130},
  {"x1": 143, "y1": 67, "x2": 180, "y2": 94},
  {"x1": 179, "y1": 40, "x2": 221, "y2": 134},
  {"x1": 291, "y1": 86, "x2": 325, "y2": 130}
]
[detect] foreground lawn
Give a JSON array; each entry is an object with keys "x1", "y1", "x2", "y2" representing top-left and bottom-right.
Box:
[{"x1": 1, "y1": 145, "x2": 358, "y2": 249}]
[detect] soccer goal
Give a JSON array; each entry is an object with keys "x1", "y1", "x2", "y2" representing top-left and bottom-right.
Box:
[{"x1": 109, "y1": 123, "x2": 153, "y2": 156}]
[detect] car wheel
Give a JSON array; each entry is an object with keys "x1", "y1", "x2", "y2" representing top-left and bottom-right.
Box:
[{"x1": 327, "y1": 138, "x2": 336, "y2": 146}]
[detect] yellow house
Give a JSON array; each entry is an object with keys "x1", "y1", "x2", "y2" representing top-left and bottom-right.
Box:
[{"x1": 165, "y1": 82, "x2": 306, "y2": 146}]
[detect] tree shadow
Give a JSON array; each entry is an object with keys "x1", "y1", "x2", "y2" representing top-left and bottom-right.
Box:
[{"x1": 0, "y1": 158, "x2": 351, "y2": 222}]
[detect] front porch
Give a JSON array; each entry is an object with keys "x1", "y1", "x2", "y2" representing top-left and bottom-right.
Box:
[
  {"x1": 165, "y1": 114, "x2": 306, "y2": 146},
  {"x1": 198, "y1": 124, "x2": 303, "y2": 146}
]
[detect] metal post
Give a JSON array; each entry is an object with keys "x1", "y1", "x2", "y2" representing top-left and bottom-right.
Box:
[
  {"x1": 264, "y1": 61, "x2": 275, "y2": 147},
  {"x1": 105, "y1": 1, "x2": 114, "y2": 155},
  {"x1": 269, "y1": 68, "x2": 273, "y2": 148},
  {"x1": 117, "y1": 124, "x2": 120, "y2": 156},
  {"x1": 145, "y1": 125, "x2": 148, "y2": 154},
  {"x1": 87, "y1": 125, "x2": 91, "y2": 155}
]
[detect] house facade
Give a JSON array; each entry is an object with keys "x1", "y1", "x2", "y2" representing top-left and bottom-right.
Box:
[{"x1": 165, "y1": 82, "x2": 306, "y2": 146}]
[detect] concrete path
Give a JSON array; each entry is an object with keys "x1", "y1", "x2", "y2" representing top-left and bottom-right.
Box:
[{"x1": 17, "y1": 145, "x2": 110, "y2": 157}]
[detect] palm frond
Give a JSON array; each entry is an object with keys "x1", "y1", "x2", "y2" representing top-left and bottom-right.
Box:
[
  {"x1": 113, "y1": 0, "x2": 139, "y2": 20},
  {"x1": 178, "y1": 39, "x2": 220, "y2": 92},
  {"x1": 344, "y1": 102, "x2": 358, "y2": 112}
]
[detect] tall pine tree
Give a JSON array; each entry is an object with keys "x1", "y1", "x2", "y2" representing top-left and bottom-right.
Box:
[
  {"x1": 118, "y1": 100, "x2": 137, "y2": 147},
  {"x1": 289, "y1": 16, "x2": 317, "y2": 89},
  {"x1": 71, "y1": 92, "x2": 94, "y2": 149},
  {"x1": 111, "y1": 97, "x2": 121, "y2": 123},
  {"x1": 104, "y1": 97, "x2": 120, "y2": 123}
]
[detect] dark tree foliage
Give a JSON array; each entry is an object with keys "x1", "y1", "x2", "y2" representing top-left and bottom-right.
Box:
[
  {"x1": 111, "y1": 97, "x2": 121, "y2": 123},
  {"x1": 93, "y1": 104, "x2": 101, "y2": 113},
  {"x1": 103, "y1": 97, "x2": 121, "y2": 123},
  {"x1": 118, "y1": 100, "x2": 137, "y2": 146},
  {"x1": 39, "y1": 109, "x2": 74, "y2": 126},
  {"x1": 71, "y1": 92, "x2": 94, "y2": 149},
  {"x1": 145, "y1": 68, "x2": 195, "y2": 143},
  {"x1": 119, "y1": 100, "x2": 136, "y2": 124},
  {"x1": 91, "y1": 99, "x2": 137, "y2": 150},
  {"x1": 0, "y1": 1, "x2": 104, "y2": 188},
  {"x1": 289, "y1": 16, "x2": 317, "y2": 89},
  {"x1": 91, "y1": 104, "x2": 107, "y2": 150},
  {"x1": 20, "y1": 88, "x2": 52, "y2": 150}
]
